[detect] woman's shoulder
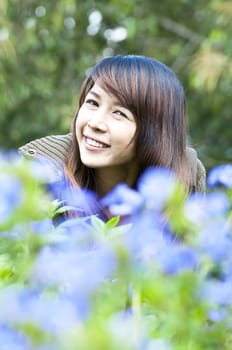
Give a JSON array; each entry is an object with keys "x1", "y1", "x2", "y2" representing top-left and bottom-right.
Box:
[
  {"x1": 18, "y1": 133, "x2": 72, "y2": 166},
  {"x1": 18, "y1": 133, "x2": 73, "y2": 183},
  {"x1": 186, "y1": 146, "x2": 206, "y2": 192}
]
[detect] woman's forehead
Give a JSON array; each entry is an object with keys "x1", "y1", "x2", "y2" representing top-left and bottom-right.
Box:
[{"x1": 88, "y1": 82, "x2": 120, "y2": 103}]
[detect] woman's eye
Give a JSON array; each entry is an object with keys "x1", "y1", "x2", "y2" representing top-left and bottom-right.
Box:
[
  {"x1": 114, "y1": 110, "x2": 128, "y2": 119},
  {"x1": 86, "y1": 99, "x2": 98, "y2": 107}
]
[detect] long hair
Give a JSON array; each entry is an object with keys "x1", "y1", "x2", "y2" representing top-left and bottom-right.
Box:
[{"x1": 65, "y1": 55, "x2": 191, "y2": 192}]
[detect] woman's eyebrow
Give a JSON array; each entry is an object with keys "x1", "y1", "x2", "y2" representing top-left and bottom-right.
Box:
[
  {"x1": 88, "y1": 89, "x2": 122, "y2": 106},
  {"x1": 88, "y1": 90, "x2": 101, "y2": 99}
]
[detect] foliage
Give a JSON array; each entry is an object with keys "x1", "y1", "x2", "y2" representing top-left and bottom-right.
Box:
[
  {"x1": 0, "y1": 0, "x2": 232, "y2": 169},
  {"x1": 1, "y1": 153, "x2": 232, "y2": 349}
]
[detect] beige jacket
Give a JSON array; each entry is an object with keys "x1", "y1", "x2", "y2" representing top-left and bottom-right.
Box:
[{"x1": 19, "y1": 133, "x2": 206, "y2": 192}]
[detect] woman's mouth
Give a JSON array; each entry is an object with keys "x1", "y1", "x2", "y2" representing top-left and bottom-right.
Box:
[{"x1": 85, "y1": 136, "x2": 109, "y2": 149}]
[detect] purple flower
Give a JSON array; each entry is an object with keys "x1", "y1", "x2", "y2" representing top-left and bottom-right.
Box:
[
  {"x1": 52, "y1": 217, "x2": 97, "y2": 250},
  {"x1": 31, "y1": 244, "x2": 116, "y2": 295},
  {"x1": 0, "y1": 174, "x2": 23, "y2": 224},
  {"x1": 221, "y1": 254, "x2": 232, "y2": 281},
  {"x1": 208, "y1": 308, "x2": 227, "y2": 323},
  {"x1": 124, "y1": 212, "x2": 189, "y2": 274},
  {"x1": 184, "y1": 191, "x2": 230, "y2": 229},
  {"x1": 101, "y1": 183, "x2": 144, "y2": 216},
  {"x1": 0, "y1": 325, "x2": 29, "y2": 350},
  {"x1": 207, "y1": 164, "x2": 232, "y2": 188},
  {"x1": 100, "y1": 167, "x2": 177, "y2": 217},
  {"x1": 30, "y1": 218, "x2": 54, "y2": 234},
  {"x1": 62, "y1": 186, "x2": 100, "y2": 217},
  {"x1": 0, "y1": 286, "x2": 83, "y2": 336},
  {"x1": 196, "y1": 224, "x2": 232, "y2": 263},
  {"x1": 21, "y1": 294, "x2": 82, "y2": 335},
  {"x1": 137, "y1": 167, "x2": 177, "y2": 210},
  {"x1": 125, "y1": 214, "x2": 170, "y2": 263},
  {"x1": 158, "y1": 244, "x2": 199, "y2": 275},
  {"x1": 200, "y1": 280, "x2": 232, "y2": 306}
]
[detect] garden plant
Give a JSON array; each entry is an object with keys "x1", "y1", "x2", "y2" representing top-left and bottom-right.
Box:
[{"x1": 0, "y1": 152, "x2": 232, "y2": 349}]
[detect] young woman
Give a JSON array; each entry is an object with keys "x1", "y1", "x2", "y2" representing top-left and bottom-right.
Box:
[{"x1": 19, "y1": 55, "x2": 206, "y2": 220}]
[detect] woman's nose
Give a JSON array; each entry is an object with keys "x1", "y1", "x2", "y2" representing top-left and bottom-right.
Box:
[{"x1": 87, "y1": 113, "x2": 108, "y2": 132}]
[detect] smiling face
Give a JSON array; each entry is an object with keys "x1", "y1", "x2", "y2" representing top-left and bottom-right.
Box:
[{"x1": 75, "y1": 83, "x2": 137, "y2": 174}]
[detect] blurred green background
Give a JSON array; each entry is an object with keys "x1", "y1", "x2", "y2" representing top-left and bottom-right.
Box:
[{"x1": 0, "y1": 0, "x2": 232, "y2": 171}]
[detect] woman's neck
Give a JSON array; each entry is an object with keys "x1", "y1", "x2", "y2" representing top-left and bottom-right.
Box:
[{"x1": 94, "y1": 163, "x2": 139, "y2": 198}]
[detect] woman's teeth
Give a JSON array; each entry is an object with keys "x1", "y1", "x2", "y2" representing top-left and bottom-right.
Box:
[{"x1": 86, "y1": 137, "x2": 108, "y2": 148}]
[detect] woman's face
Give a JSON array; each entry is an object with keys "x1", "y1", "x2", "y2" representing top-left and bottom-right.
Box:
[{"x1": 75, "y1": 83, "x2": 137, "y2": 171}]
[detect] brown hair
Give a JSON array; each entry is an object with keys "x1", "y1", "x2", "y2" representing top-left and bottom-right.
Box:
[{"x1": 65, "y1": 55, "x2": 191, "y2": 192}]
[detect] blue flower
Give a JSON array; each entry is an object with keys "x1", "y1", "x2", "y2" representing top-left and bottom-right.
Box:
[
  {"x1": 52, "y1": 217, "x2": 97, "y2": 250},
  {"x1": 207, "y1": 164, "x2": 232, "y2": 188},
  {"x1": 62, "y1": 186, "x2": 100, "y2": 217},
  {"x1": 0, "y1": 325, "x2": 29, "y2": 350},
  {"x1": 0, "y1": 174, "x2": 23, "y2": 224},
  {"x1": 125, "y1": 214, "x2": 170, "y2": 263},
  {"x1": 196, "y1": 224, "x2": 232, "y2": 263},
  {"x1": 208, "y1": 308, "x2": 227, "y2": 323},
  {"x1": 0, "y1": 286, "x2": 83, "y2": 336},
  {"x1": 31, "y1": 244, "x2": 117, "y2": 296},
  {"x1": 158, "y1": 244, "x2": 199, "y2": 275},
  {"x1": 184, "y1": 191, "x2": 230, "y2": 229},
  {"x1": 100, "y1": 167, "x2": 177, "y2": 218},
  {"x1": 200, "y1": 280, "x2": 232, "y2": 307},
  {"x1": 124, "y1": 212, "x2": 188, "y2": 275},
  {"x1": 30, "y1": 218, "x2": 54, "y2": 234},
  {"x1": 137, "y1": 167, "x2": 177, "y2": 210},
  {"x1": 101, "y1": 183, "x2": 144, "y2": 216},
  {"x1": 221, "y1": 254, "x2": 232, "y2": 281},
  {"x1": 22, "y1": 294, "x2": 83, "y2": 335}
]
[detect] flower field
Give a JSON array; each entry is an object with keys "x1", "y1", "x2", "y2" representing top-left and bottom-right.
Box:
[{"x1": 1, "y1": 152, "x2": 232, "y2": 349}]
